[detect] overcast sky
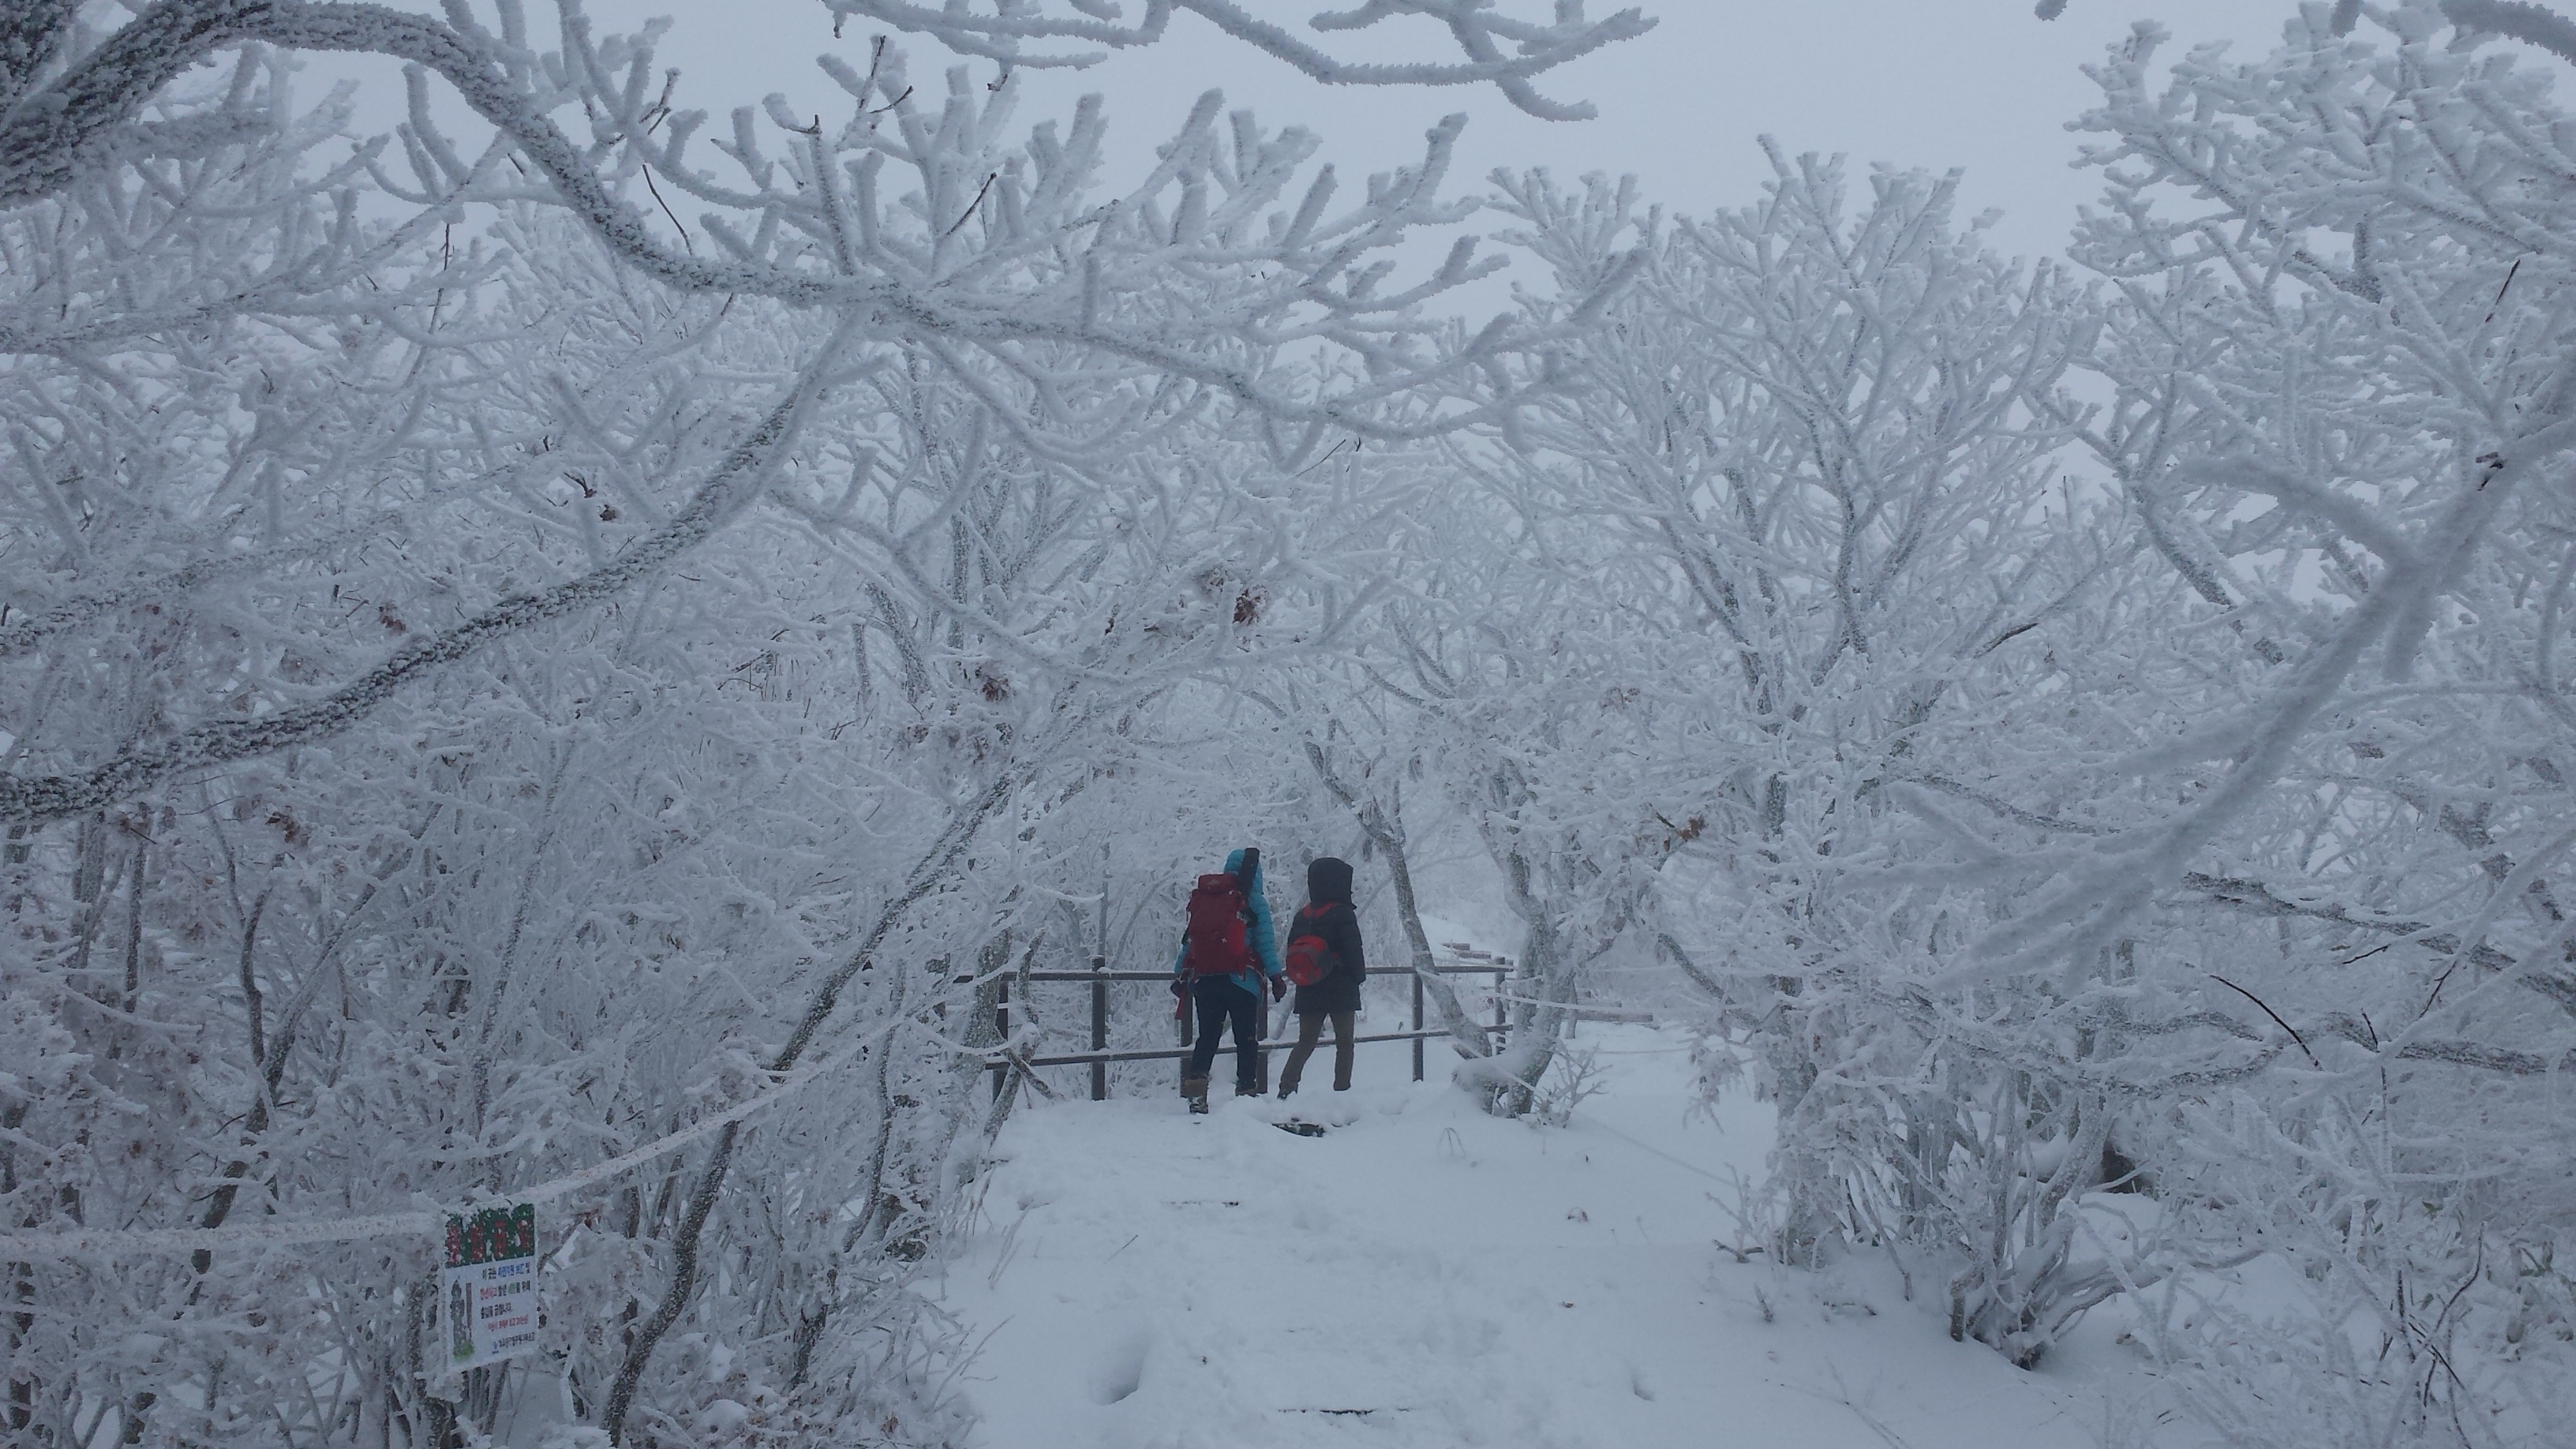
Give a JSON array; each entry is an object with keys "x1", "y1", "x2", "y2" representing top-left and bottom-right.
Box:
[{"x1": 321, "y1": 2, "x2": 2298, "y2": 289}]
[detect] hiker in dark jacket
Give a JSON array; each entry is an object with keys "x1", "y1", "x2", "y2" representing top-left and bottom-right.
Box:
[
  {"x1": 1174, "y1": 848, "x2": 1286, "y2": 1113},
  {"x1": 1277, "y1": 856, "x2": 1366, "y2": 1097}
]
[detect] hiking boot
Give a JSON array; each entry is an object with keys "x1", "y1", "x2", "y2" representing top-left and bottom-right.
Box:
[
  {"x1": 1234, "y1": 1084, "x2": 1262, "y2": 1097},
  {"x1": 1181, "y1": 1076, "x2": 1210, "y2": 1115}
]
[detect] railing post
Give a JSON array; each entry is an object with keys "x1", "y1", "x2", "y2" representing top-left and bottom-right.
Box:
[
  {"x1": 1494, "y1": 964, "x2": 1508, "y2": 1035},
  {"x1": 992, "y1": 974, "x2": 1010, "y2": 1102},
  {"x1": 1177, "y1": 972, "x2": 1193, "y2": 1091},
  {"x1": 1090, "y1": 955, "x2": 1109, "y2": 1102},
  {"x1": 1412, "y1": 971, "x2": 1425, "y2": 1082}
]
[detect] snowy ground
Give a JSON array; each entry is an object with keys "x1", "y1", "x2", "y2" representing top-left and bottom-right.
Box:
[{"x1": 942, "y1": 1025, "x2": 2181, "y2": 1448}]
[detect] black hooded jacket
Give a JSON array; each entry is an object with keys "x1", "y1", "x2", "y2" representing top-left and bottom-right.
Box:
[{"x1": 1288, "y1": 856, "x2": 1367, "y2": 1017}]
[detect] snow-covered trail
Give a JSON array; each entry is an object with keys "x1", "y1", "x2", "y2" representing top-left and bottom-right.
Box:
[{"x1": 942, "y1": 1028, "x2": 2160, "y2": 1448}]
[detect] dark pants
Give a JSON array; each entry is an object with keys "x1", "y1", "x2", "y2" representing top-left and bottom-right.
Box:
[
  {"x1": 1185, "y1": 978, "x2": 1264, "y2": 1091},
  {"x1": 1279, "y1": 1009, "x2": 1355, "y2": 1094}
]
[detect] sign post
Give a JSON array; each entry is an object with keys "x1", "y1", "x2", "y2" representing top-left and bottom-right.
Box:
[{"x1": 440, "y1": 1204, "x2": 539, "y2": 1372}]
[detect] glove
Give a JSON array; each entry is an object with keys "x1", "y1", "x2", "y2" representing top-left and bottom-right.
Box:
[{"x1": 1271, "y1": 976, "x2": 1288, "y2": 1002}]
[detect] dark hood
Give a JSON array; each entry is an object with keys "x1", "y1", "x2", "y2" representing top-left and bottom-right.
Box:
[{"x1": 1307, "y1": 856, "x2": 1354, "y2": 905}]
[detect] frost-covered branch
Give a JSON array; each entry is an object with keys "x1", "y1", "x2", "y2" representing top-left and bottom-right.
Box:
[
  {"x1": 817, "y1": 0, "x2": 1655, "y2": 120},
  {"x1": 2, "y1": 1, "x2": 1628, "y2": 440},
  {"x1": 2445, "y1": 0, "x2": 2576, "y2": 63},
  {"x1": 0, "y1": 335, "x2": 845, "y2": 825}
]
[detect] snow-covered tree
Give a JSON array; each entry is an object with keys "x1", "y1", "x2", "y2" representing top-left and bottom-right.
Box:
[
  {"x1": 1983, "y1": 6, "x2": 2576, "y2": 1436},
  {"x1": 0, "y1": 3, "x2": 1653, "y2": 1443},
  {"x1": 1464, "y1": 158, "x2": 2128, "y2": 1339}
]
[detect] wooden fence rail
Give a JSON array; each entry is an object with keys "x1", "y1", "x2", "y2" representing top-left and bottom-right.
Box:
[{"x1": 985, "y1": 960, "x2": 1515, "y2": 1100}]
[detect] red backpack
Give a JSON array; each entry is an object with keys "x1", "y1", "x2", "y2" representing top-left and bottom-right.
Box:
[
  {"x1": 1282, "y1": 904, "x2": 1342, "y2": 988},
  {"x1": 1181, "y1": 873, "x2": 1256, "y2": 978}
]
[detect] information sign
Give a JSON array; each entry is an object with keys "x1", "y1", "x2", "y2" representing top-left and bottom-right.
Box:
[{"x1": 440, "y1": 1204, "x2": 538, "y2": 1371}]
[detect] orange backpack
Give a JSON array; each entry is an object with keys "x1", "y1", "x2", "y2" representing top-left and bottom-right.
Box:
[{"x1": 1282, "y1": 904, "x2": 1342, "y2": 988}]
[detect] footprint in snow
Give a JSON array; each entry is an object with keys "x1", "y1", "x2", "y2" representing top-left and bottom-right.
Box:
[{"x1": 1086, "y1": 1324, "x2": 1152, "y2": 1406}]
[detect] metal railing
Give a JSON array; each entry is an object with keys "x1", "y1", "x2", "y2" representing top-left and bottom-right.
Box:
[{"x1": 987, "y1": 958, "x2": 1515, "y2": 1100}]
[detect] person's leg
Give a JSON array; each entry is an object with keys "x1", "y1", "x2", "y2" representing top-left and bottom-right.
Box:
[
  {"x1": 1185, "y1": 983, "x2": 1226, "y2": 1091},
  {"x1": 1226, "y1": 985, "x2": 1264, "y2": 1092},
  {"x1": 1252, "y1": 991, "x2": 1272, "y2": 1095},
  {"x1": 1331, "y1": 1008, "x2": 1357, "y2": 1091},
  {"x1": 1278, "y1": 1012, "x2": 1326, "y2": 1096}
]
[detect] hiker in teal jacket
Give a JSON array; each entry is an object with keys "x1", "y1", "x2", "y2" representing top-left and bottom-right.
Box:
[
  {"x1": 1173, "y1": 848, "x2": 1286, "y2": 1110},
  {"x1": 1170, "y1": 848, "x2": 1283, "y2": 993}
]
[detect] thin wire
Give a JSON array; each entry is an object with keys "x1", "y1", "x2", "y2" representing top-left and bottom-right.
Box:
[
  {"x1": 1567, "y1": 1110, "x2": 1733, "y2": 1185},
  {"x1": 0, "y1": 1033, "x2": 876, "y2": 1259}
]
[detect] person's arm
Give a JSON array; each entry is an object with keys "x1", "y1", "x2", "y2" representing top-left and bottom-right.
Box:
[
  {"x1": 1246, "y1": 886, "x2": 1285, "y2": 978},
  {"x1": 1327, "y1": 904, "x2": 1366, "y2": 981}
]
